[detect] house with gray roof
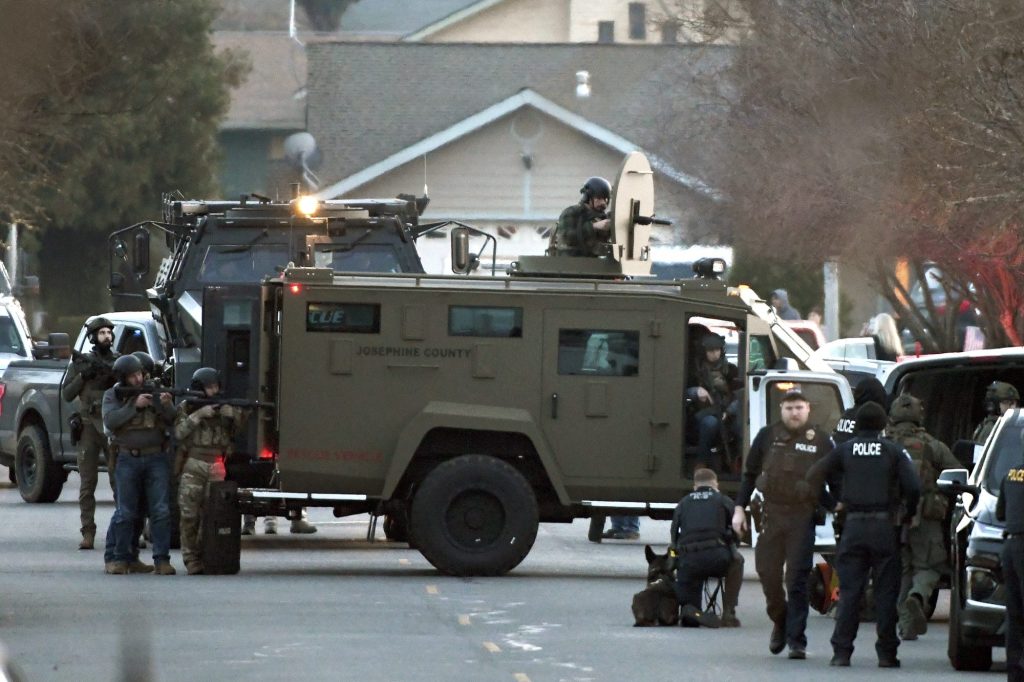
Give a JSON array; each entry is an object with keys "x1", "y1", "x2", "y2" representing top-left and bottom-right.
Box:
[{"x1": 306, "y1": 41, "x2": 728, "y2": 270}]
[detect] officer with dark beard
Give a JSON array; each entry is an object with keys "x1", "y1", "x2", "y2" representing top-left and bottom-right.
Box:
[
  {"x1": 548, "y1": 177, "x2": 611, "y2": 257},
  {"x1": 807, "y1": 402, "x2": 920, "y2": 668},
  {"x1": 61, "y1": 316, "x2": 119, "y2": 550},
  {"x1": 733, "y1": 389, "x2": 834, "y2": 659}
]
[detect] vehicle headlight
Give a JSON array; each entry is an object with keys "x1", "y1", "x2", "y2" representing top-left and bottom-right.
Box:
[{"x1": 968, "y1": 566, "x2": 999, "y2": 602}]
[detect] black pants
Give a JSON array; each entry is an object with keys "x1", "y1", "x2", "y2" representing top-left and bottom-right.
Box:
[
  {"x1": 1004, "y1": 536, "x2": 1024, "y2": 682},
  {"x1": 755, "y1": 506, "x2": 816, "y2": 648},
  {"x1": 675, "y1": 546, "x2": 732, "y2": 609},
  {"x1": 831, "y1": 518, "x2": 901, "y2": 660}
]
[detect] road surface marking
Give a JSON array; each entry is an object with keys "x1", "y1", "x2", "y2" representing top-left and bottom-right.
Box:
[
  {"x1": 458, "y1": 614, "x2": 471, "y2": 626},
  {"x1": 513, "y1": 674, "x2": 531, "y2": 682},
  {"x1": 483, "y1": 641, "x2": 501, "y2": 653},
  {"x1": 398, "y1": 558, "x2": 410, "y2": 565},
  {"x1": 426, "y1": 585, "x2": 439, "y2": 595}
]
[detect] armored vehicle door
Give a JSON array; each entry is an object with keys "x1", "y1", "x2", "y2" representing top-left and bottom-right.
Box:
[
  {"x1": 746, "y1": 370, "x2": 853, "y2": 449},
  {"x1": 541, "y1": 309, "x2": 655, "y2": 480}
]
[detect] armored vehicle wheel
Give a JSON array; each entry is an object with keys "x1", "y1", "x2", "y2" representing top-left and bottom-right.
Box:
[
  {"x1": 948, "y1": 583, "x2": 992, "y2": 670},
  {"x1": 7, "y1": 465, "x2": 15, "y2": 484},
  {"x1": 410, "y1": 455, "x2": 538, "y2": 576},
  {"x1": 15, "y1": 425, "x2": 64, "y2": 503}
]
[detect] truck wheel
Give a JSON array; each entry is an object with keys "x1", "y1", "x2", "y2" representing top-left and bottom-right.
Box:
[
  {"x1": 948, "y1": 583, "x2": 993, "y2": 670},
  {"x1": 7, "y1": 466, "x2": 15, "y2": 484},
  {"x1": 410, "y1": 455, "x2": 538, "y2": 576},
  {"x1": 15, "y1": 425, "x2": 64, "y2": 503}
]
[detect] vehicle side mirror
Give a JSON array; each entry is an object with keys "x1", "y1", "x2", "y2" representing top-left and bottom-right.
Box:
[
  {"x1": 451, "y1": 227, "x2": 472, "y2": 274},
  {"x1": 133, "y1": 229, "x2": 151, "y2": 276},
  {"x1": 951, "y1": 439, "x2": 980, "y2": 471},
  {"x1": 46, "y1": 332, "x2": 71, "y2": 361},
  {"x1": 936, "y1": 468, "x2": 979, "y2": 497}
]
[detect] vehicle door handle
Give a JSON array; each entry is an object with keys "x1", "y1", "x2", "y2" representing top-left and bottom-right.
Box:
[{"x1": 551, "y1": 393, "x2": 558, "y2": 419}]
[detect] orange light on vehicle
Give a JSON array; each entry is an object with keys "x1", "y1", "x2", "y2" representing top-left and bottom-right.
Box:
[
  {"x1": 775, "y1": 382, "x2": 796, "y2": 392},
  {"x1": 289, "y1": 283, "x2": 302, "y2": 295},
  {"x1": 259, "y1": 448, "x2": 275, "y2": 460}
]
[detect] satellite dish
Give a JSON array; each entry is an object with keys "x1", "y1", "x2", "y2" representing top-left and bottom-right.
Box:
[{"x1": 283, "y1": 132, "x2": 322, "y2": 171}]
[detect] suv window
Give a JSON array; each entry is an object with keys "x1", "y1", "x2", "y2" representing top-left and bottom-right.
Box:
[
  {"x1": 982, "y1": 415, "x2": 1024, "y2": 494},
  {"x1": 764, "y1": 378, "x2": 844, "y2": 433},
  {"x1": 118, "y1": 326, "x2": 148, "y2": 355},
  {"x1": 558, "y1": 329, "x2": 639, "y2": 376},
  {"x1": 0, "y1": 317, "x2": 26, "y2": 356}
]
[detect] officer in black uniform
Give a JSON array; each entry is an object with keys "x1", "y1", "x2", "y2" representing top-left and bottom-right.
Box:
[
  {"x1": 832, "y1": 377, "x2": 887, "y2": 446},
  {"x1": 733, "y1": 388, "x2": 834, "y2": 659},
  {"x1": 806, "y1": 401, "x2": 921, "y2": 668},
  {"x1": 997, "y1": 431, "x2": 1024, "y2": 682},
  {"x1": 672, "y1": 467, "x2": 743, "y2": 627}
]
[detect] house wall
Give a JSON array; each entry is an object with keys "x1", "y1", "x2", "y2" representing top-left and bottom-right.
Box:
[{"x1": 424, "y1": 0, "x2": 570, "y2": 43}]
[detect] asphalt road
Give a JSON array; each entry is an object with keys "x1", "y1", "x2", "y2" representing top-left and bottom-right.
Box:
[{"x1": 0, "y1": 467, "x2": 1005, "y2": 681}]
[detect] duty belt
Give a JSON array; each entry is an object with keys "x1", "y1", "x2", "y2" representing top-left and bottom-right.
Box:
[
  {"x1": 189, "y1": 447, "x2": 226, "y2": 462},
  {"x1": 679, "y1": 538, "x2": 726, "y2": 553},
  {"x1": 114, "y1": 445, "x2": 162, "y2": 457},
  {"x1": 846, "y1": 511, "x2": 891, "y2": 521}
]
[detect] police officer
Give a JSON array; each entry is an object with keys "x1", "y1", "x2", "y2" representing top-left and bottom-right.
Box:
[
  {"x1": 806, "y1": 401, "x2": 920, "y2": 668},
  {"x1": 997, "y1": 432, "x2": 1024, "y2": 682},
  {"x1": 973, "y1": 381, "x2": 1020, "y2": 444},
  {"x1": 175, "y1": 368, "x2": 246, "y2": 575},
  {"x1": 548, "y1": 176, "x2": 611, "y2": 257},
  {"x1": 832, "y1": 377, "x2": 887, "y2": 446},
  {"x1": 687, "y1": 333, "x2": 741, "y2": 471},
  {"x1": 672, "y1": 467, "x2": 743, "y2": 627},
  {"x1": 732, "y1": 389, "x2": 834, "y2": 659},
  {"x1": 885, "y1": 394, "x2": 960, "y2": 640},
  {"x1": 61, "y1": 316, "x2": 119, "y2": 550},
  {"x1": 101, "y1": 354, "x2": 177, "y2": 575}
]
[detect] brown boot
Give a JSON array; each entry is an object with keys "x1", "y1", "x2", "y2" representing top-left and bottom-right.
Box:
[
  {"x1": 185, "y1": 561, "x2": 205, "y2": 575},
  {"x1": 105, "y1": 561, "x2": 128, "y2": 575},
  {"x1": 154, "y1": 561, "x2": 177, "y2": 576},
  {"x1": 79, "y1": 532, "x2": 95, "y2": 550},
  {"x1": 127, "y1": 559, "x2": 155, "y2": 574}
]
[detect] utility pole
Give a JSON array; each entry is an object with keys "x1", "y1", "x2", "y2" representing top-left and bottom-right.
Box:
[{"x1": 823, "y1": 259, "x2": 839, "y2": 341}]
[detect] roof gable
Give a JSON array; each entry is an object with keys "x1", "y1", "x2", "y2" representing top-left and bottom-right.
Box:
[{"x1": 402, "y1": 0, "x2": 508, "y2": 41}]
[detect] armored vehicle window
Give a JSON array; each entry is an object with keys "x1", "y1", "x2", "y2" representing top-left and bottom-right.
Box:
[
  {"x1": 306, "y1": 302, "x2": 380, "y2": 334},
  {"x1": 749, "y1": 335, "x2": 777, "y2": 371},
  {"x1": 448, "y1": 306, "x2": 523, "y2": 338},
  {"x1": 199, "y1": 245, "x2": 291, "y2": 283},
  {"x1": 314, "y1": 244, "x2": 402, "y2": 273},
  {"x1": 764, "y1": 379, "x2": 843, "y2": 433},
  {"x1": 558, "y1": 329, "x2": 639, "y2": 377}
]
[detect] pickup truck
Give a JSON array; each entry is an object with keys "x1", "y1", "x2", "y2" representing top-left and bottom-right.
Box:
[{"x1": 0, "y1": 312, "x2": 162, "y2": 502}]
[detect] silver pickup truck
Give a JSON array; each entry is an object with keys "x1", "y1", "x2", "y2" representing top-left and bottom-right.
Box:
[{"x1": 0, "y1": 312, "x2": 162, "y2": 502}]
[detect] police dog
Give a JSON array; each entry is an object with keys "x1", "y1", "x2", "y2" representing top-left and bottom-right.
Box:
[{"x1": 631, "y1": 545, "x2": 679, "y2": 626}]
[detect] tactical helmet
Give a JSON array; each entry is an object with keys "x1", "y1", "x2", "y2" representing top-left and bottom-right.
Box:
[
  {"x1": 701, "y1": 334, "x2": 725, "y2": 351},
  {"x1": 131, "y1": 351, "x2": 155, "y2": 377},
  {"x1": 86, "y1": 316, "x2": 115, "y2": 343},
  {"x1": 580, "y1": 176, "x2": 612, "y2": 202},
  {"x1": 112, "y1": 354, "x2": 143, "y2": 382},
  {"x1": 986, "y1": 381, "x2": 1020, "y2": 403},
  {"x1": 190, "y1": 367, "x2": 220, "y2": 391},
  {"x1": 889, "y1": 393, "x2": 924, "y2": 425}
]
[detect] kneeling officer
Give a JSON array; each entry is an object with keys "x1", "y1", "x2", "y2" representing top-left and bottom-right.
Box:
[
  {"x1": 672, "y1": 467, "x2": 742, "y2": 627},
  {"x1": 806, "y1": 402, "x2": 920, "y2": 668}
]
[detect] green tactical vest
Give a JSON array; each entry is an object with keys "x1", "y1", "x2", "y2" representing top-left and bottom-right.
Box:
[{"x1": 885, "y1": 422, "x2": 946, "y2": 522}]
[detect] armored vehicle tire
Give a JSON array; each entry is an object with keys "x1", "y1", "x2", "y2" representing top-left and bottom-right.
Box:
[
  {"x1": 947, "y1": 583, "x2": 993, "y2": 671},
  {"x1": 410, "y1": 455, "x2": 539, "y2": 577},
  {"x1": 7, "y1": 466, "x2": 15, "y2": 484},
  {"x1": 15, "y1": 425, "x2": 64, "y2": 503},
  {"x1": 383, "y1": 512, "x2": 410, "y2": 543}
]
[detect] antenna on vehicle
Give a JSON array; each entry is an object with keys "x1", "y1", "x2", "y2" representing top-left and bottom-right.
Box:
[
  {"x1": 289, "y1": 0, "x2": 304, "y2": 46},
  {"x1": 422, "y1": 154, "x2": 429, "y2": 197}
]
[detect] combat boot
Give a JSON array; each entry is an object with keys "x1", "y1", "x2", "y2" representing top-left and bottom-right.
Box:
[
  {"x1": 769, "y1": 620, "x2": 786, "y2": 655},
  {"x1": 903, "y1": 593, "x2": 928, "y2": 636},
  {"x1": 154, "y1": 561, "x2": 176, "y2": 576},
  {"x1": 264, "y1": 517, "x2": 278, "y2": 534},
  {"x1": 290, "y1": 518, "x2": 317, "y2": 534},
  {"x1": 721, "y1": 608, "x2": 741, "y2": 628},
  {"x1": 79, "y1": 532, "x2": 95, "y2": 550},
  {"x1": 127, "y1": 559, "x2": 154, "y2": 574},
  {"x1": 105, "y1": 561, "x2": 128, "y2": 575},
  {"x1": 241, "y1": 517, "x2": 255, "y2": 536},
  {"x1": 186, "y1": 561, "x2": 205, "y2": 575}
]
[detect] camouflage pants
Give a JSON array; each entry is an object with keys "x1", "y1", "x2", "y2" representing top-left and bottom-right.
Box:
[
  {"x1": 898, "y1": 520, "x2": 947, "y2": 630},
  {"x1": 77, "y1": 420, "x2": 114, "y2": 535},
  {"x1": 178, "y1": 456, "x2": 225, "y2": 567}
]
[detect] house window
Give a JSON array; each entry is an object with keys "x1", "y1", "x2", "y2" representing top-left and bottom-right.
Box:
[
  {"x1": 598, "y1": 21, "x2": 615, "y2": 44},
  {"x1": 448, "y1": 305, "x2": 523, "y2": 338},
  {"x1": 661, "y1": 21, "x2": 679, "y2": 44},
  {"x1": 629, "y1": 3, "x2": 646, "y2": 40},
  {"x1": 558, "y1": 329, "x2": 639, "y2": 377}
]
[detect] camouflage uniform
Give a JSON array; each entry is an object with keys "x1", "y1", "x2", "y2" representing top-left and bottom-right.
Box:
[
  {"x1": 885, "y1": 395, "x2": 961, "y2": 639},
  {"x1": 61, "y1": 343, "x2": 119, "y2": 545},
  {"x1": 175, "y1": 401, "x2": 245, "y2": 574},
  {"x1": 550, "y1": 202, "x2": 606, "y2": 257}
]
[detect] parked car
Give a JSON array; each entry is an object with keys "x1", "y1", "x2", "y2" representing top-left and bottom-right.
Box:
[
  {"x1": 0, "y1": 301, "x2": 32, "y2": 372},
  {"x1": 937, "y1": 407, "x2": 1023, "y2": 670}
]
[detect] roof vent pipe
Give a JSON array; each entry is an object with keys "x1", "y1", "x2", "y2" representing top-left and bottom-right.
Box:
[{"x1": 576, "y1": 71, "x2": 591, "y2": 98}]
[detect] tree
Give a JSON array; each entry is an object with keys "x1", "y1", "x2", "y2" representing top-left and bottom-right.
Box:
[
  {"x1": 658, "y1": 1, "x2": 1024, "y2": 351},
  {"x1": 0, "y1": 0, "x2": 248, "y2": 320}
]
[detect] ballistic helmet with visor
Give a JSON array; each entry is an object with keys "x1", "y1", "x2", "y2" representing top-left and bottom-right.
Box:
[
  {"x1": 86, "y1": 317, "x2": 115, "y2": 343},
  {"x1": 112, "y1": 354, "x2": 143, "y2": 382},
  {"x1": 889, "y1": 393, "x2": 924, "y2": 425},
  {"x1": 580, "y1": 177, "x2": 611, "y2": 202},
  {"x1": 190, "y1": 367, "x2": 220, "y2": 391}
]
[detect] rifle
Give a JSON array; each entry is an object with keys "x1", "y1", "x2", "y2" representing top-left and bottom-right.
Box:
[
  {"x1": 71, "y1": 350, "x2": 115, "y2": 385},
  {"x1": 113, "y1": 382, "x2": 196, "y2": 403},
  {"x1": 181, "y1": 395, "x2": 272, "y2": 409}
]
